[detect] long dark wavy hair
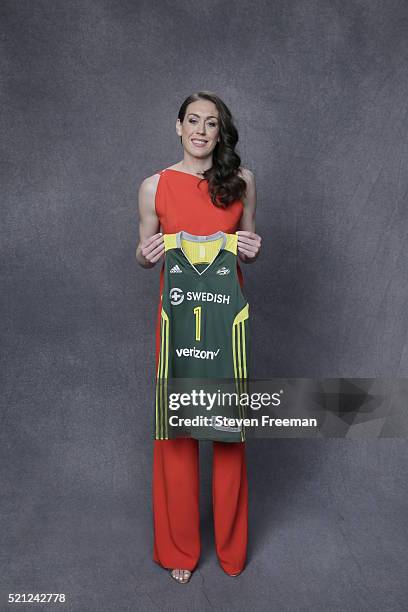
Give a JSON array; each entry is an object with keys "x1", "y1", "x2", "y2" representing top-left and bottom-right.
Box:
[{"x1": 177, "y1": 91, "x2": 247, "y2": 208}]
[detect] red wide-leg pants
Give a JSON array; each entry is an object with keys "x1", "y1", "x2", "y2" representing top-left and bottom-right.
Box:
[
  {"x1": 153, "y1": 299, "x2": 248, "y2": 574},
  {"x1": 152, "y1": 437, "x2": 248, "y2": 574}
]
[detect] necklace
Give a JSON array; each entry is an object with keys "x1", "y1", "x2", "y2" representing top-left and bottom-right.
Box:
[{"x1": 180, "y1": 167, "x2": 207, "y2": 177}]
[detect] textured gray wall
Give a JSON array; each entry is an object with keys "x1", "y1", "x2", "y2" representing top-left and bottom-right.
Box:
[{"x1": 1, "y1": 1, "x2": 407, "y2": 610}]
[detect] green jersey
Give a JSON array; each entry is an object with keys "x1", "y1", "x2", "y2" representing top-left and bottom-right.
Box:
[{"x1": 154, "y1": 230, "x2": 250, "y2": 442}]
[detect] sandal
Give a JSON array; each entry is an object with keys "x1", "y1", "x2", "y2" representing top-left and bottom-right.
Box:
[{"x1": 170, "y1": 569, "x2": 192, "y2": 584}]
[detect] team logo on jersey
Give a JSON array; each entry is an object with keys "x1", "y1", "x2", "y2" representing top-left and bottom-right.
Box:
[
  {"x1": 170, "y1": 264, "x2": 182, "y2": 273},
  {"x1": 216, "y1": 266, "x2": 230, "y2": 275},
  {"x1": 169, "y1": 287, "x2": 185, "y2": 305}
]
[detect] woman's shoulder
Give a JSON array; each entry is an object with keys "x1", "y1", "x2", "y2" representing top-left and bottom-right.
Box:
[
  {"x1": 137, "y1": 171, "x2": 164, "y2": 219},
  {"x1": 237, "y1": 167, "x2": 256, "y2": 210},
  {"x1": 139, "y1": 170, "x2": 162, "y2": 195},
  {"x1": 237, "y1": 166, "x2": 255, "y2": 185}
]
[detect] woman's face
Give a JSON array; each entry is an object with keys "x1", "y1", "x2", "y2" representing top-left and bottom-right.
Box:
[{"x1": 176, "y1": 100, "x2": 220, "y2": 159}]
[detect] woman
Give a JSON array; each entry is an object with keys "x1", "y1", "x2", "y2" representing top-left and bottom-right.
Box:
[{"x1": 136, "y1": 91, "x2": 261, "y2": 583}]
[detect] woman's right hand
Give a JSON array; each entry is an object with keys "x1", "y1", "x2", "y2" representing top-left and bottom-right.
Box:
[{"x1": 140, "y1": 232, "x2": 165, "y2": 266}]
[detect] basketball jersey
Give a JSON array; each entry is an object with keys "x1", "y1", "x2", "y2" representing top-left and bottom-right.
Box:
[{"x1": 154, "y1": 230, "x2": 250, "y2": 443}]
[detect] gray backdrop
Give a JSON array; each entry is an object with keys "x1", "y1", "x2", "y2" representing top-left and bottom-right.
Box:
[{"x1": 1, "y1": 1, "x2": 407, "y2": 610}]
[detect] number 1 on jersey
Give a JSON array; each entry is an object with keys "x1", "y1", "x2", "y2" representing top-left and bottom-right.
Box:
[{"x1": 193, "y1": 306, "x2": 202, "y2": 341}]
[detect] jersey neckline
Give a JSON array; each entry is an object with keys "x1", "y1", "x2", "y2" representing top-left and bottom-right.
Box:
[{"x1": 176, "y1": 230, "x2": 227, "y2": 276}]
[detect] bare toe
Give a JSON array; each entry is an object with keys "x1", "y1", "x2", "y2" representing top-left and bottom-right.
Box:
[{"x1": 170, "y1": 568, "x2": 191, "y2": 583}]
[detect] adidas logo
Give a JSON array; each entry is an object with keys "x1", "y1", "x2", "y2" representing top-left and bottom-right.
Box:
[
  {"x1": 216, "y1": 266, "x2": 230, "y2": 275},
  {"x1": 170, "y1": 264, "x2": 182, "y2": 274}
]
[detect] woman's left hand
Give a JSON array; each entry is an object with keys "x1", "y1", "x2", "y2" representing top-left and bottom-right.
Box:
[{"x1": 236, "y1": 230, "x2": 262, "y2": 262}]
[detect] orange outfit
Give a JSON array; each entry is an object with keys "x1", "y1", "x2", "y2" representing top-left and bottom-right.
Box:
[{"x1": 152, "y1": 168, "x2": 248, "y2": 574}]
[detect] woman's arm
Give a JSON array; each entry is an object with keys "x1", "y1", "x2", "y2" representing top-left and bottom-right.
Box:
[
  {"x1": 237, "y1": 168, "x2": 262, "y2": 263},
  {"x1": 135, "y1": 174, "x2": 165, "y2": 268}
]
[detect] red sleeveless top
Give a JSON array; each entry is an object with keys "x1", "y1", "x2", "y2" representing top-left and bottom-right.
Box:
[{"x1": 154, "y1": 168, "x2": 244, "y2": 365}]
